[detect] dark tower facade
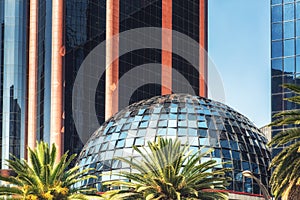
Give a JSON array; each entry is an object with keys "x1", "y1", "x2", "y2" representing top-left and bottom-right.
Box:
[{"x1": 0, "y1": 0, "x2": 208, "y2": 163}]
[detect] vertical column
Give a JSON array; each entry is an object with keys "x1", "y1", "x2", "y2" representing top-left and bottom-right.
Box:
[
  {"x1": 161, "y1": 0, "x2": 172, "y2": 95},
  {"x1": 199, "y1": 0, "x2": 208, "y2": 98},
  {"x1": 27, "y1": 0, "x2": 38, "y2": 156},
  {"x1": 51, "y1": 0, "x2": 64, "y2": 160},
  {"x1": 105, "y1": 0, "x2": 119, "y2": 120}
]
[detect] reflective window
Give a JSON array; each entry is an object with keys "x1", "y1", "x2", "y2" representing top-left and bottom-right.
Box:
[
  {"x1": 272, "y1": 23, "x2": 283, "y2": 40},
  {"x1": 284, "y1": 21, "x2": 294, "y2": 39},
  {"x1": 272, "y1": 41, "x2": 283, "y2": 58},
  {"x1": 284, "y1": 3, "x2": 294, "y2": 21},
  {"x1": 272, "y1": 94, "x2": 283, "y2": 111},
  {"x1": 296, "y1": 56, "x2": 300, "y2": 73},
  {"x1": 284, "y1": 57, "x2": 295, "y2": 73},
  {"x1": 296, "y1": 38, "x2": 300, "y2": 55},
  {"x1": 284, "y1": 39, "x2": 295, "y2": 56},
  {"x1": 284, "y1": 0, "x2": 295, "y2": 3},
  {"x1": 272, "y1": 0, "x2": 282, "y2": 4},
  {"x1": 272, "y1": 5, "x2": 283, "y2": 23},
  {"x1": 272, "y1": 59, "x2": 283, "y2": 76},
  {"x1": 297, "y1": 2, "x2": 300, "y2": 19}
]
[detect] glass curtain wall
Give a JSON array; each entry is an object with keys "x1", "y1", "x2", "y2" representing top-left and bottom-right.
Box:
[{"x1": 0, "y1": 0, "x2": 28, "y2": 168}]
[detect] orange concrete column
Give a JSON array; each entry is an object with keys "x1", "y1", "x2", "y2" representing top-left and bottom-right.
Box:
[
  {"x1": 105, "y1": 0, "x2": 119, "y2": 120},
  {"x1": 199, "y1": 0, "x2": 208, "y2": 98},
  {"x1": 161, "y1": 0, "x2": 172, "y2": 95},
  {"x1": 27, "y1": 0, "x2": 38, "y2": 156},
  {"x1": 51, "y1": 0, "x2": 64, "y2": 160}
]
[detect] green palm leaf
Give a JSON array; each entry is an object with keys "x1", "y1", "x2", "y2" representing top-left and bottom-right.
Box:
[
  {"x1": 268, "y1": 83, "x2": 300, "y2": 199},
  {"x1": 103, "y1": 137, "x2": 230, "y2": 200},
  {"x1": 0, "y1": 141, "x2": 97, "y2": 200}
]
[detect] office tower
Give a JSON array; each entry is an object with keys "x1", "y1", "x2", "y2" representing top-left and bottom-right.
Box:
[
  {"x1": 0, "y1": 0, "x2": 28, "y2": 168},
  {"x1": 0, "y1": 0, "x2": 208, "y2": 164},
  {"x1": 271, "y1": 0, "x2": 300, "y2": 157}
]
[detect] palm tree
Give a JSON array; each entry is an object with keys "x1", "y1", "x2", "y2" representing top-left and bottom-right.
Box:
[
  {"x1": 102, "y1": 137, "x2": 230, "y2": 200},
  {"x1": 268, "y1": 84, "x2": 300, "y2": 200},
  {"x1": 0, "y1": 141, "x2": 97, "y2": 200}
]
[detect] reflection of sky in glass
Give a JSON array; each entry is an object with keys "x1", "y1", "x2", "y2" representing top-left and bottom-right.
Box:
[{"x1": 77, "y1": 94, "x2": 271, "y2": 195}]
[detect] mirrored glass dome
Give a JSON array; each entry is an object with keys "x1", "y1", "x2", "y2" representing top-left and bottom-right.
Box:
[{"x1": 77, "y1": 94, "x2": 270, "y2": 195}]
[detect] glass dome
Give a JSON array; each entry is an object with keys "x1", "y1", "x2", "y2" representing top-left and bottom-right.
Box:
[{"x1": 77, "y1": 94, "x2": 270, "y2": 195}]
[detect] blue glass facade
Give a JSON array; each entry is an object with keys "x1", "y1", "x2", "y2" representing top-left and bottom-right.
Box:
[
  {"x1": 0, "y1": 0, "x2": 28, "y2": 168},
  {"x1": 271, "y1": 0, "x2": 300, "y2": 157},
  {"x1": 77, "y1": 94, "x2": 271, "y2": 195}
]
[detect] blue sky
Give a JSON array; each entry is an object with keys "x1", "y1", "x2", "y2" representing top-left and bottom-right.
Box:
[{"x1": 208, "y1": 0, "x2": 270, "y2": 128}]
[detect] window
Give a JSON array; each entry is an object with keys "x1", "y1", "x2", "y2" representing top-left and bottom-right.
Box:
[
  {"x1": 284, "y1": 3, "x2": 294, "y2": 21},
  {"x1": 272, "y1": 59, "x2": 283, "y2": 76},
  {"x1": 284, "y1": 21, "x2": 294, "y2": 39},
  {"x1": 272, "y1": 23, "x2": 282, "y2": 40},
  {"x1": 284, "y1": 57, "x2": 295, "y2": 73},
  {"x1": 272, "y1": 0, "x2": 282, "y2": 5},
  {"x1": 272, "y1": 5, "x2": 283, "y2": 23},
  {"x1": 272, "y1": 41, "x2": 283, "y2": 58},
  {"x1": 284, "y1": 39, "x2": 294, "y2": 56}
]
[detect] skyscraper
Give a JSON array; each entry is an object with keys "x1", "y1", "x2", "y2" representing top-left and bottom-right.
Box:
[
  {"x1": 271, "y1": 0, "x2": 300, "y2": 157},
  {"x1": 0, "y1": 0, "x2": 208, "y2": 165},
  {"x1": 0, "y1": 0, "x2": 28, "y2": 169}
]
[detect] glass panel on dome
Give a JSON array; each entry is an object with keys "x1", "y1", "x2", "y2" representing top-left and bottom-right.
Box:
[
  {"x1": 230, "y1": 140, "x2": 239, "y2": 151},
  {"x1": 157, "y1": 128, "x2": 166, "y2": 136},
  {"x1": 252, "y1": 163, "x2": 259, "y2": 173},
  {"x1": 242, "y1": 161, "x2": 250, "y2": 171},
  {"x1": 188, "y1": 128, "x2": 197, "y2": 136},
  {"x1": 234, "y1": 171, "x2": 243, "y2": 182},
  {"x1": 198, "y1": 121, "x2": 207, "y2": 128},
  {"x1": 160, "y1": 114, "x2": 168, "y2": 120},
  {"x1": 188, "y1": 121, "x2": 197, "y2": 128},
  {"x1": 209, "y1": 138, "x2": 219, "y2": 147},
  {"x1": 220, "y1": 140, "x2": 230, "y2": 148},
  {"x1": 211, "y1": 148, "x2": 221, "y2": 157},
  {"x1": 233, "y1": 160, "x2": 242, "y2": 170},
  {"x1": 149, "y1": 120, "x2": 158, "y2": 127},
  {"x1": 178, "y1": 114, "x2": 186, "y2": 120},
  {"x1": 232, "y1": 151, "x2": 241, "y2": 160},
  {"x1": 198, "y1": 129, "x2": 207, "y2": 137},
  {"x1": 139, "y1": 121, "x2": 148, "y2": 128},
  {"x1": 135, "y1": 137, "x2": 144, "y2": 146},
  {"x1": 167, "y1": 128, "x2": 176, "y2": 136},
  {"x1": 178, "y1": 120, "x2": 188, "y2": 127},
  {"x1": 168, "y1": 120, "x2": 177, "y2": 127},
  {"x1": 158, "y1": 120, "x2": 168, "y2": 127},
  {"x1": 222, "y1": 149, "x2": 231, "y2": 159},
  {"x1": 116, "y1": 140, "x2": 125, "y2": 148},
  {"x1": 200, "y1": 138, "x2": 209, "y2": 146},
  {"x1": 169, "y1": 113, "x2": 177, "y2": 119},
  {"x1": 125, "y1": 138, "x2": 134, "y2": 147},
  {"x1": 241, "y1": 152, "x2": 249, "y2": 161},
  {"x1": 178, "y1": 128, "x2": 187, "y2": 136},
  {"x1": 138, "y1": 129, "x2": 146, "y2": 136}
]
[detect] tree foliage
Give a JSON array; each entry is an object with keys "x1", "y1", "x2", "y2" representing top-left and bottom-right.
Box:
[
  {"x1": 102, "y1": 137, "x2": 230, "y2": 200},
  {"x1": 0, "y1": 141, "x2": 97, "y2": 200},
  {"x1": 268, "y1": 84, "x2": 300, "y2": 199}
]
